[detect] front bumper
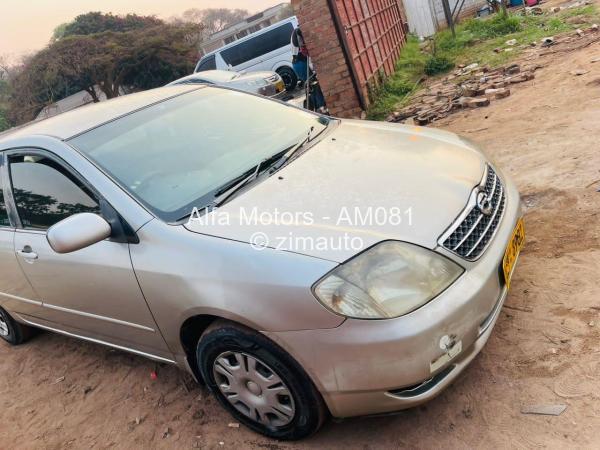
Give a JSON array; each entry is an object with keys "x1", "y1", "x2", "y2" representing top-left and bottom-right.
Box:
[{"x1": 265, "y1": 171, "x2": 522, "y2": 418}]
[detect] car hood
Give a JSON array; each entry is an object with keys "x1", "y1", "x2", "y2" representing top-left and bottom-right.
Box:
[
  {"x1": 185, "y1": 120, "x2": 486, "y2": 263},
  {"x1": 226, "y1": 72, "x2": 273, "y2": 90},
  {"x1": 233, "y1": 71, "x2": 275, "y2": 82}
]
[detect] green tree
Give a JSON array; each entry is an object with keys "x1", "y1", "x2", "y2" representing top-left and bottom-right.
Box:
[
  {"x1": 0, "y1": 63, "x2": 12, "y2": 132},
  {"x1": 0, "y1": 108, "x2": 9, "y2": 132},
  {"x1": 52, "y1": 12, "x2": 163, "y2": 41},
  {"x1": 9, "y1": 21, "x2": 201, "y2": 124}
]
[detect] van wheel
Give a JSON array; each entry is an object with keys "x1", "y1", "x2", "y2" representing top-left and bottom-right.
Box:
[
  {"x1": 196, "y1": 320, "x2": 327, "y2": 440},
  {"x1": 0, "y1": 307, "x2": 33, "y2": 345},
  {"x1": 277, "y1": 67, "x2": 298, "y2": 92}
]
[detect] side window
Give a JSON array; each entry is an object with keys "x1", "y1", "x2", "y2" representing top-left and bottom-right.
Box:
[
  {"x1": 0, "y1": 168, "x2": 10, "y2": 227},
  {"x1": 221, "y1": 23, "x2": 294, "y2": 67},
  {"x1": 9, "y1": 155, "x2": 100, "y2": 230},
  {"x1": 196, "y1": 55, "x2": 216, "y2": 72}
]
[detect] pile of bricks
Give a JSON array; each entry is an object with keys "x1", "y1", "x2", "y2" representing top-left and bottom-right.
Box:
[
  {"x1": 387, "y1": 22, "x2": 600, "y2": 125},
  {"x1": 387, "y1": 63, "x2": 538, "y2": 125}
]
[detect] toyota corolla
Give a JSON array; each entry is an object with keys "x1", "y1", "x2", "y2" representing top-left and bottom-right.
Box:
[{"x1": 0, "y1": 85, "x2": 524, "y2": 440}]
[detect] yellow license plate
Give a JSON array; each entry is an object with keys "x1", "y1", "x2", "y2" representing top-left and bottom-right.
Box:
[
  {"x1": 275, "y1": 80, "x2": 285, "y2": 92},
  {"x1": 502, "y1": 218, "x2": 525, "y2": 289}
]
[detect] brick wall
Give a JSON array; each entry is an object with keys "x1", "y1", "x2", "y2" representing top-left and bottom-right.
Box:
[
  {"x1": 291, "y1": 0, "x2": 364, "y2": 118},
  {"x1": 291, "y1": 0, "x2": 406, "y2": 118}
]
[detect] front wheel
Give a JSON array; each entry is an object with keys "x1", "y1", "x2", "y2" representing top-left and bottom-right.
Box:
[
  {"x1": 0, "y1": 306, "x2": 33, "y2": 345},
  {"x1": 196, "y1": 320, "x2": 327, "y2": 440},
  {"x1": 277, "y1": 67, "x2": 298, "y2": 92}
]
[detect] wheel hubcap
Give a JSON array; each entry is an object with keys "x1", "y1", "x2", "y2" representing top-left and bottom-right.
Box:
[
  {"x1": 280, "y1": 73, "x2": 293, "y2": 89},
  {"x1": 0, "y1": 317, "x2": 9, "y2": 337},
  {"x1": 212, "y1": 351, "x2": 296, "y2": 427}
]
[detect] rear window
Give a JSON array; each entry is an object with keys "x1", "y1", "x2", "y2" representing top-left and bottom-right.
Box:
[{"x1": 221, "y1": 22, "x2": 293, "y2": 67}]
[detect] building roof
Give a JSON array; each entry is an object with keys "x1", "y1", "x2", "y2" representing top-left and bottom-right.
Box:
[
  {"x1": 208, "y1": 3, "x2": 289, "y2": 42},
  {"x1": 0, "y1": 85, "x2": 202, "y2": 144}
]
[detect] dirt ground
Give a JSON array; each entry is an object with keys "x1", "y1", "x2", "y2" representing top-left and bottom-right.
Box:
[{"x1": 3, "y1": 11, "x2": 600, "y2": 450}]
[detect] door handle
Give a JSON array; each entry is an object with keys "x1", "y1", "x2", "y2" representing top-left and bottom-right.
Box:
[{"x1": 17, "y1": 246, "x2": 38, "y2": 262}]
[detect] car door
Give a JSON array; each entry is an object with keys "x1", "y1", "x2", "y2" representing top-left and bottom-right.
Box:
[
  {"x1": 0, "y1": 152, "x2": 43, "y2": 317},
  {"x1": 7, "y1": 149, "x2": 172, "y2": 360}
]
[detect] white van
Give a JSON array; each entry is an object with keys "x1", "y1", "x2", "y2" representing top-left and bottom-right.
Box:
[{"x1": 194, "y1": 17, "x2": 299, "y2": 91}]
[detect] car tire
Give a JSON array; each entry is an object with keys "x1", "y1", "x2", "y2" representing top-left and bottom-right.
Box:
[
  {"x1": 0, "y1": 306, "x2": 33, "y2": 345},
  {"x1": 196, "y1": 320, "x2": 327, "y2": 440},
  {"x1": 277, "y1": 67, "x2": 298, "y2": 92}
]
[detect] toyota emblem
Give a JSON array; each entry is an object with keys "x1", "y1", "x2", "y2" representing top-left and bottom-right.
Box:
[{"x1": 476, "y1": 190, "x2": 493, "y2": 216}]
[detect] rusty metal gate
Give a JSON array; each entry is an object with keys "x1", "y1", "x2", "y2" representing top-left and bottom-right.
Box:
[{"x1": 329, "y1": 0, "x2": 407, "y2": 106}]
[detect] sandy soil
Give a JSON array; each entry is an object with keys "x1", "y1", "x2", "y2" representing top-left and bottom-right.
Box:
[{"x1": 3, "y1": 11, "x2": 600, "y2": 450}]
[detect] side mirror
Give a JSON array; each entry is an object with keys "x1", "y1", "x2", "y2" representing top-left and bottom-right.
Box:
[{"x1": 47, "y1": 213, "x2": 112, "y2": 254}]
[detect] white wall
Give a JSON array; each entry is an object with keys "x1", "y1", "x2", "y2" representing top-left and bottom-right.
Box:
[
  {"x1": 431, "y1": 0, "x2": 488, "y2": 29},
  {"x1": 402, "y1": 0, "x2": 487, "y2": 37},
  {"x1": 402, "y1": 0, "x2": 437, "y2": 37}
]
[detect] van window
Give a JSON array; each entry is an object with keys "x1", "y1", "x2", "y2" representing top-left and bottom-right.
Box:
[
  {"x1": 197, "y1": 55, "x2": 216, "y2": 72},
  {"x1": 220, "y1": 22, "x2": 294, "y2": 67}
]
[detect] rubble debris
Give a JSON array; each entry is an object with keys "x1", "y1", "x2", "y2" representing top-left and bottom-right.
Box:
[
  {"x1": 506, "y1": 64, "x2": 520, "y2": 75},
  {"x1": 468, "y1": 98, "x2": 491, "y2": 108},
  {"x1": 506, "y1": 39, "x2": 517, "y2": 46},
  {"x1": 576, "y1": 29, "x2": 585, "y2": 38},
  {"x1": 485, "y1": 88, "x2": 511, "y2": 100},
  {"x1": 455, "y1": 63, "x2": 479, "y2": 76},
  {"x1": 52, "y1": 376, "x2": 65, "y2": 385},
  {"x1": 521, "y1": 404, "x2": 567, "y2": 416},
  {"x1": 388, "y1": 64, "x2": 537, "y2": 125},
  {"x1": 542, "y1": 37, "x2": 555, "y2": 47},
  {"x1": 592, "y1": 24, "x2": 599, "y2": 32},
  {"x1": 524, "y1": 6, "x2": 543, "y2": 15}
]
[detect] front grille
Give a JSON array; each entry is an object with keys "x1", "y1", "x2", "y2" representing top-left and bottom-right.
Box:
[{"x1": 442, "y1": 166, "x2": 506, "y2": 260}]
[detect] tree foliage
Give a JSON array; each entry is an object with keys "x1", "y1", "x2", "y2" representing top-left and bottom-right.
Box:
[
  {"x1": 10, "y1": 17, "x2": 201, "y2": 125},
  {"x1": 173, "y1": 8, "x2": 249, "y2": 36},
  {"x1": 52, "y1": 12, "x2": 163, "y2": 41},
  {"x1": 0, "y1": 57, "x2": 12, "y2": 132}
]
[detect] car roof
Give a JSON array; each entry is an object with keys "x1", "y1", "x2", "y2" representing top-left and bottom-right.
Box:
[{"x1": 0, "y1": 85, "x2": 203, "y2": 144}]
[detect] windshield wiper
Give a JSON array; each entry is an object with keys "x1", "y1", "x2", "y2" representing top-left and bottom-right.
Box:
[
  {"x1": 211, "y1": 127, "x2": 317, "y2": 208},
  {"x1": 180, "y1": 126, "x2": 319, "y2": 218},
  {"x1": 269, "y1": 126, "x2": 315, "y2": 173},
  {"x1": 211, "y1": 148, "x2": 291, "y2": 208}
]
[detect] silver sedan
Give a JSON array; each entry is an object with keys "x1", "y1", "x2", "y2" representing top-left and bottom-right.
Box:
[
  {"x1": 0, "y1": 85, "x2": 524, "y2": 440},
  {"x1": 166, "y1": 69, "x2": 290, "y2": 100}
]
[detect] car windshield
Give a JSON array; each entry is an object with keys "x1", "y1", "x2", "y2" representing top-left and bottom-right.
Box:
[{"x1": 69, "y1": 87, "x2": 328, "y2": 222}]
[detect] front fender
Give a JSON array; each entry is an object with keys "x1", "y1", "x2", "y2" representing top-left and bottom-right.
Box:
[{"x1": 130, "y1": 220, "x2": 345, "y2": 356}]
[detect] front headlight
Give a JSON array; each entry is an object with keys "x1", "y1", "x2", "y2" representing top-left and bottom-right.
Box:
[
  {"x1": 313, "y1": 241, "x2": 463, "y2": 319},
  {"x1": 257, "y1": 84, "x2": 276, "y2": 96}
]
